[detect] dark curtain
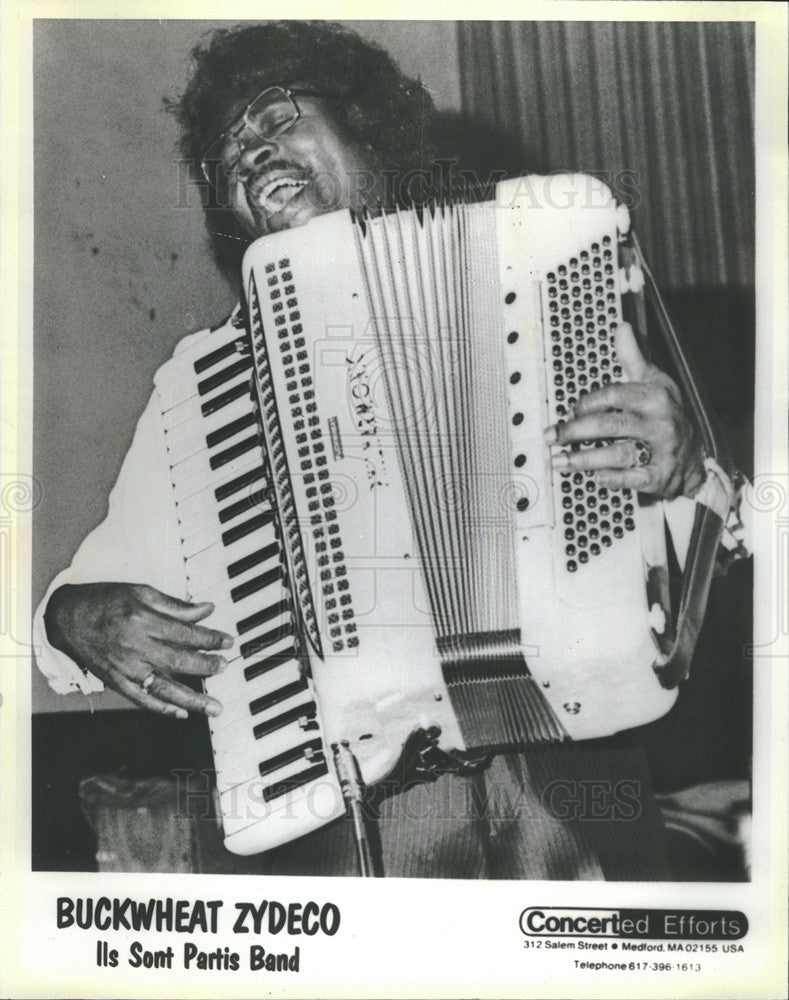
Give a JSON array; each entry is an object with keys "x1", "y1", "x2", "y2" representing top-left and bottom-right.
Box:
[{"x1": 456, "y1": 21, "x2": 755, "y2": 292}]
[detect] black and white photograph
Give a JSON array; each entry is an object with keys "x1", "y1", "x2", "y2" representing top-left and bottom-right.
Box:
[{"x1": 2, "y1": 6, "x2": 787, "y2": 999}]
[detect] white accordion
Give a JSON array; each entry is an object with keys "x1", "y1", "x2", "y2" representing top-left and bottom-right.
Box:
[{"x1": 154, "y1": 175, "x2": 723, "y2": 855}]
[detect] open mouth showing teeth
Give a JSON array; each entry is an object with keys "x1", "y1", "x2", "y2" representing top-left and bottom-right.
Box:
[{"x1": 247, "y1": 175, "x2": 309, "y2": 215}]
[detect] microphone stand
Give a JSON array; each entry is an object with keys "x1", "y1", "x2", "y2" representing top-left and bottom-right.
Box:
[{"x1": 331, "y1": 741, "x2": 379, "y2": 877}]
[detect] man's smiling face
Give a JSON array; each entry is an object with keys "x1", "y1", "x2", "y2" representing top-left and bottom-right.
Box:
[{"x1": 216, "y1": 93, "x2": 381, "y2": 239}]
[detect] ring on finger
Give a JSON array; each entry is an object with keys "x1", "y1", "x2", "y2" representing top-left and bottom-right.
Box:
[
  {"x1": 141, "y1": 672, "x2": 156, "y2": 691},
  {"x1": 634, "y1": 440, "x2": 652, "y2": 468}
]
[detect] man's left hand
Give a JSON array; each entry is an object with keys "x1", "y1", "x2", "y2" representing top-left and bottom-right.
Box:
[{"x1": 543, "y1": 321, "x2": 705, "y2": 500}]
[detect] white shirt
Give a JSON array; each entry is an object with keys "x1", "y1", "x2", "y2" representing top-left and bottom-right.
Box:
[{"x1": 32, "y1": 328, "x2": 211, "y2": 694}]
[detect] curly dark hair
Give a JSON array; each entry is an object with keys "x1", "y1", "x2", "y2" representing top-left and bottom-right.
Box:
[{"x1": 168, "y1": 21, "x2": 441, "y2": 281}]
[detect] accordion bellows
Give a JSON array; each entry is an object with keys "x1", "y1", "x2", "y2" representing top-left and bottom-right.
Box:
[{"x1": 155, "y1": 176, "x2": 679, "y2": 855}]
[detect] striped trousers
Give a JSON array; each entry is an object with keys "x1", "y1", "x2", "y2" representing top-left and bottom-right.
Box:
[{"x1": 252, "y1": 742, "x2": 670, "y2": 881}]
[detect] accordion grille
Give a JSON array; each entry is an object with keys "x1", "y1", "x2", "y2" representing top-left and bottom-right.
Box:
[
  {"x1": 354, "y1": 202, "x2": 519, "y2": 643},
  {"x1": 354, "y1": 202, "x2": 565, "y2": 748}
]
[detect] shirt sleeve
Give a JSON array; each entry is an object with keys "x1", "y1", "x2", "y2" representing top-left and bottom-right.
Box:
[{"x1": 32, "y1": 361, "x2": 193, "y2": 695}]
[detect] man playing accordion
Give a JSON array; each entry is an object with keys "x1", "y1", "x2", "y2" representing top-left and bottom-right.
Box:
[{"x1": 35, "y1": 21, "x2": 752, "y2": 879}]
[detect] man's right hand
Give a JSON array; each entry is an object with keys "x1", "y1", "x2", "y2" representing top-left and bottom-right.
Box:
[{"x1": 44, "y1": 583, "x2": 232, "y2": 718}]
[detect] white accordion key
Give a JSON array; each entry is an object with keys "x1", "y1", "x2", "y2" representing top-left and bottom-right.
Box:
[
  {"x1": 161, "y1": 392, "x2": 201, "y2": 434},
  {"x1": 185, "y1": 545, "x2": 232, "y2": 592},
  {"x1": 217, "y1": 772, "x2": 342, "y2": 852},
  {"x1": 176, "y1": 498, "x2": 221, "y2": 541},
  {"x1": 181, "y1": 526, "x2": 220, "y2": 560},
  {"x1": 156, "y1": 374, "x2": 199, "y2": 415},
  {"x1": 164, "y1": 420, "x2": 208, "y2": 465},
  {"x1": 212, "y1": 741, "x2": 266, "y2": 793}
]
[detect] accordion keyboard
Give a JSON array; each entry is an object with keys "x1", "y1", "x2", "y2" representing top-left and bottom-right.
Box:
[{"x1": 154, "y1": 318, "x2": 342, "y2": 855}]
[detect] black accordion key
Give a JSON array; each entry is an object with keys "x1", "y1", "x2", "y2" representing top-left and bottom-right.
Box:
[
  {"x1": 238, "y1": 608, "x2": 293, "y2": 639},
  {"x1": 259, "y1": 739, "x2": 324, "y2": 779},
  {"x1": 231, "y1": 565, "x2": 283, "y2": 603},
  {"x1": 244, "y1": 646, "x2": 299, "y2": 682},
  {"x1": 253, "y1": 700, "x2": 318, "y2": 735},
  {"x1": 209, "y1": 433, "x2": 261, "y2": 471},
  {"x1": 239, "y1": 606, "x2": 291, "y2": 652},
  {"x1": 221, "y1": 509, "x2": 274, "y2": 547},
  {"x1": 227, "y1": 542, "x2": 280, "y2": 579},
  {"x1": 249, "y1": 676, "x2": 307, "y2": 715},
  {"x1": 219, "y1": 485, "x2": 270, "y2": 525},
  {"x1": 201, "y1": 380, "x2": 250, "y2": 418},
  {"x1": 263, "y1": 763, "x2": 329, "y2": 803},
  {"x1": 194, "y1": 339, "x2": 238, "y2": 374},
  {"x1": 197, "y1": 356, "x2": 253, "y2": 396},
  {"x1": 197, "y1": 357, "x2": 252, "y2": 396},
  {"x1": 215, "y1": 464, "x2": 267, "y2": 503},
  {"x1": 206, "y1": 412, "x2": 256, "y2": 449}
]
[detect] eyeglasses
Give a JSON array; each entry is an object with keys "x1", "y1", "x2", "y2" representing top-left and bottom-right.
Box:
[{"x1": 200, "y1": 86, "x2": 328, "y2": 190}]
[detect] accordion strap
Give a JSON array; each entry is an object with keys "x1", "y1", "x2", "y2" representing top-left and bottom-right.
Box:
[{"x1": 632, "y1": 237, "x2": 733, "y2": 688}]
